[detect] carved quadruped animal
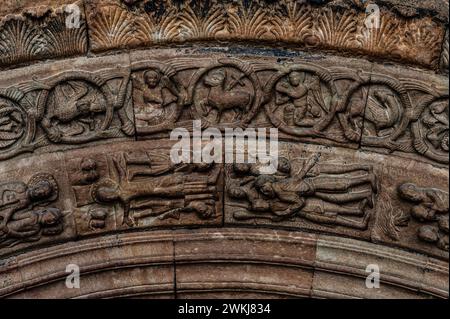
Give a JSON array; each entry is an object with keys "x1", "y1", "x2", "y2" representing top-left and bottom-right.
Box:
[{"x1": 201, "y1": 68, "x2": 252, "y2": 123}]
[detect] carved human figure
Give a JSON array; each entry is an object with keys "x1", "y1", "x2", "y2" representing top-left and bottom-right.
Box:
[
  {"x1": 0, "y1": 174, "x2": 58, "y2": 232},
  {"x1": 135, "y1": 69, "x2": 180, "y2": 126},
  {"x1": 92, "y1": 163, "x2": 217, "y2": 226},
  {"x1": 200, "y1": 68, "x2": 252, "y2": 123},
  {"x1": 276, "y1": 72, "x2": 326, "y2": 127},
  {"x1": 125, "y1": 151, "x2": 218, "y2": 181},
  {"x1": 0, "y1": 208, "x2": 63, "y2": 248},
  {"x1": 71, "y1": 158, "x2": 100, "y2": 185},
  {"x1": 228, "y1": 155, "x2": 376, "y2": 229},
  {"x1": 134, "y1": 200, "x2": 215, "y2": 221},
  {"x1": 398, "y1": 183, "x2": 449, "y2": 250},
  {"x1": 398, "y1": 183, "x2": 448, "y2": 221},
  {"x1": 88, "y1": 207, "x2": 108, "y2": 230}
]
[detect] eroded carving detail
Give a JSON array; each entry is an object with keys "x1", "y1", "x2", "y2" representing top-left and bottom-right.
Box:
[
  {"x1": 0, "y1": 173, "x2": 63, "y2": 248},
  {"x1": 68, "y1": 147, "x2": 221, "y2": 233},
  {"x1": 131, "y1": 57, "x2": 448, "y2": 165},
  {"x1": 86, "y1": 0, "x2": 446, "y2": 69},
  {"x1": 226, "y1": 155, "x2": 377, "y2": 230},
  {"x1": 0, "y1": 68, "x2": 135, "y2": 160},
  {"x1": 0, "y1": 2, "x2": 87, "y2": 67},
  {"x1": 398, "y1": 183, "x2": 449, "y2": 251}
]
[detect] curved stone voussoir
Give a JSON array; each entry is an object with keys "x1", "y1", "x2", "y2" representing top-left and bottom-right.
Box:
[{"x1": 0, "y1": 228, "x2": 447, "y2": 298}]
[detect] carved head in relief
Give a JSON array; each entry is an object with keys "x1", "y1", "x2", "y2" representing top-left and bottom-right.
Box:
[
  {"x1": 27, "y1": 181, "x2": 54, "y2": 202},
  {"x1": 288, "y1": 71, "x2": 305, "y2": 87},
  {"x1": 398, "y1": 183, "x2": 423, "y2": 202},
  {"x1": 190, "y1": 201, "x2": 213, "y2": 219},
  {"x1": 80, "y1": 158, "x2": 100, "y2": 184},
  {"x1": 411, "y1": 205, "x2": 436, "y2": 222},
  {"x1": 144, "y1": 69, "x2": 162, "y2": 89},
  {"x1": 277, "y1": 157, "x2": 291, "y2": 175}
]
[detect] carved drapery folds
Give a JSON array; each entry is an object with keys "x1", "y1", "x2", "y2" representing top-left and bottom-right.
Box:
[{"x1": 0, "y1": 52, "x2": 448, "y2": 261}]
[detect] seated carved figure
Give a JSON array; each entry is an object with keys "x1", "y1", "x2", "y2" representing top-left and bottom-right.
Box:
[
  {"x1": 277, "y1": 72, "x2": 328, "y2": 127},
  {"x1": 0, "y1": 208, "x2": 63, "y2": 248}
]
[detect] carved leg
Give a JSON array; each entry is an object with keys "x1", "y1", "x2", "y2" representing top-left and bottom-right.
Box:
[
  {"x1": 314, "y1": 164, "x2": 372, "y2": 175},
  {"x1": 315, "y1": 189, "x2": 373, "y2": 207},
  {"x1": 313, "y1": 199, "x2": 369, "y2": 216}
]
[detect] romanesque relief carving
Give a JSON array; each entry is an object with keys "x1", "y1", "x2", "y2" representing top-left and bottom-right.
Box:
[
  {"x1": 189, "y1": 59, "x2": 261, "y2": 129},
  {"x1": 86, "y1": 0, "x2": 446, "y2": 69},
  {"x1": 412, "y1": 99, "x2": 449, "y2": 163},
  {"x1": 263, "y1": 63, "x2": 368, "y2": 145},
  {"x1": 440, "y1": 29, "x2": 449, "y2": 74},
  {"x1": 0, "y1": 67, "x2": 135, "y2": 161},
  {"x1": 131, "y1": 61, "x2": 185, "y2": 134},
  {"x1": 0, "y1": 90, "x2": 36, "y2": 160},
  {"x1": 398, "y1": 183, "x2": 449, "y2": 251},
  {"x1": 37, "y1": 70, "x2": 135, "y2": 143},
  {"x1": 0, "y1": 173, "x2": 63, "y2": 248},
  {"x1": 0, "y1": 1, "x2": 87, "y2": 68},
  {"x1": 225, "y1": 145, "x2": 378, "y2": 238},
  {"x1": 132, "y1": 55, "x2": 448, "y2": 165},
  {"x1": 67, "y1": 142, "x2": 222, "y2": 235}
]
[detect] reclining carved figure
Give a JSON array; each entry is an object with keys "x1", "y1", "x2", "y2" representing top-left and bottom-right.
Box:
[{"x1": 228, "y1": 155, "x2": 377, "y2": 230}]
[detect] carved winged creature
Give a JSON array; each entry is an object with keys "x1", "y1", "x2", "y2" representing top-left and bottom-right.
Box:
[
  {"x1": 365, "y1": 91, "x2": 401, "y2": 132},
  {"x1": 46, "y1": 81, "x2": 106, "y2": 139}
]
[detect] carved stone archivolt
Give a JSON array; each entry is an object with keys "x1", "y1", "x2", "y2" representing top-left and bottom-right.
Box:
[
  {"x1": 127, "y1": 54, "x2": 448, "y2": 165},
  {"x1": 0, "y1": 57, "x2": 135, "y2": 161}
]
